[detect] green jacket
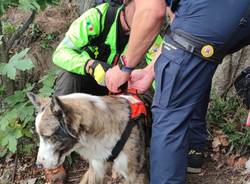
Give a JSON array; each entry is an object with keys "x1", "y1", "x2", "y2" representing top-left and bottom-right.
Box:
[{"x1": 53, "y1": 3, "x2": 162, "y2": 75}]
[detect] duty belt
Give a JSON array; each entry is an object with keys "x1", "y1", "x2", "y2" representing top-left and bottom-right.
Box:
[{"x1": 166, "y1": 29, "x2": 224, "y2": 64}]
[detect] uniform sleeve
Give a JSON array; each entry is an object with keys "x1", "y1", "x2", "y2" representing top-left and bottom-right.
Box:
[
  {"x1": 53, "y1": 4, "x2": 107, "y2": 75},
  {"x1": 144, "y1": 35, "x2": 163, "y2": 65}
]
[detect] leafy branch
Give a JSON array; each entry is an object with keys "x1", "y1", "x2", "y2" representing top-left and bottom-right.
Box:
[{"x1": 7, "y1": 10, "x2": 36, "y2": 51}]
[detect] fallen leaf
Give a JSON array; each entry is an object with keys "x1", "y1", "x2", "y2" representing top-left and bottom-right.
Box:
[
  {"x1": 235, "y1": 157, "x2": 248, "y2": 168},
  {"x1": 212, "y1": 137, "x2": 221, "y2": 148},
  {"x1": 211, "y1": 152, "x2": 220, "y2": 162},
  {"x1": 225, "y1": 155, "x2": 237, "y2": 167},
  {"x1": 219, "y1": 135, "x2": 229, "y2": 147}
]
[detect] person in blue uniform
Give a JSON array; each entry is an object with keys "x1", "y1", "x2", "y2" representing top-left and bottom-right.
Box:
[{"x1": 105, "y1": 0, "x2": 250, "y2": 183}]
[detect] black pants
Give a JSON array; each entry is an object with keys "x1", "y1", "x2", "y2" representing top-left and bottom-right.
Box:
[{"x1": 54, "y1": 70, "x2": 109, "y2": 96}]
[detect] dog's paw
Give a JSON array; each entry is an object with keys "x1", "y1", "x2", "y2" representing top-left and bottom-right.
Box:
[{"x1": 44, "y1": 165, "x2": 66, "y2": 184}]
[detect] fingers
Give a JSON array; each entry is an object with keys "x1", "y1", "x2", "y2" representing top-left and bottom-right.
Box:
[
  {"x1": 105, "y1": 69, "x2": 121, "y2": 93},
  {"x1": 105, "y1": 66, "x2": 130, "y2": 93},
  {"x1": 110, "y1": 83, "x2": 121, "y2": 93}
]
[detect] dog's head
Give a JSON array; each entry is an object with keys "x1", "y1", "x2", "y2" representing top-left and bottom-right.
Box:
[{"x1": 27, "y1": 92, "x2": 79, "y2": 169}]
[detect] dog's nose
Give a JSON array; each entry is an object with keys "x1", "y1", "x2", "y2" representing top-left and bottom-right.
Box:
[{"x1": 36, "y1": 162, "x2": 43, "y2": 168}]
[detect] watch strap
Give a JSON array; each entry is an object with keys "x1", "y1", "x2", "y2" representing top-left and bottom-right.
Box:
[{"x1": 118, "y1": 55, "x2": 134, "y2": 73}]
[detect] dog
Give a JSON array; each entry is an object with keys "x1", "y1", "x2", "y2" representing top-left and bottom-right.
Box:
[{"x1": 27, "y1": 92, "x2": 149, "y2": 184}]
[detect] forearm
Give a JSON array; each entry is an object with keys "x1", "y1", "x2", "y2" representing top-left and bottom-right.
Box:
[
  {"x1": 53, "y1": 44, "x2": 91, "y2": 75},
  {"x1": 125, "y1": 0, "x2": 165, "y2": 68}
]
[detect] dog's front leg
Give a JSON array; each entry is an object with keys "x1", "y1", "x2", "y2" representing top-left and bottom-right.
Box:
[
  {"x1": 80, "y1": 160, "x2": 107, "y2": 184},
  {"x1": 80, "y1": 167, "x2": 92, "y2": 184}
]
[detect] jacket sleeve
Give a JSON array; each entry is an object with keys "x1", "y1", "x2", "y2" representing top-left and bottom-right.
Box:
[
  {"x1": 144, "y1": 35, "x2": 163, "y2": 65},
  {"x1": 52, "y1": 4, "x2": 107, "y2": 75}
]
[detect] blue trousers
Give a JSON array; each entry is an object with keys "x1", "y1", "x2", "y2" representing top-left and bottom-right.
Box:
[
  {"x1": 150, "y1": 38, "x2": 217, "y2": 184},
  {"x1": 150, "y1": 1, "x2": 250, "y2": 183}
]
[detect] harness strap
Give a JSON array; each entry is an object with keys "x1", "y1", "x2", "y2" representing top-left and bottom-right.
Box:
[
  {"x1": 92, "y1": 5, "x2": 118, "y2": 45},
  {"x1": 83, "y1": 4, "x2": 118, "y2": 59},
  {"x1": 107, "y1": 94, "x2": 147, "y2": 161},
  {"x1": 107, "y1": 118, "x2": 139, "y2": 162}
]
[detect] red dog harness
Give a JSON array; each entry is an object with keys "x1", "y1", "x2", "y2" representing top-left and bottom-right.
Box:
[
  {"x1": 119, "y1": 94, "x2": 147, "y2": 119},
  {"x1": 107, "y1": 92, "x2": 148, "y2": 162}
]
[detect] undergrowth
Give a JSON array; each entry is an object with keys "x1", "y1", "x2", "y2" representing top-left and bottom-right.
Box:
[
  {"x1": 207, "y1": 92, "x2": 250, "y2": 153},
  {"x1": 0, "y1": 68, "x2": 58, "y2": 157}
]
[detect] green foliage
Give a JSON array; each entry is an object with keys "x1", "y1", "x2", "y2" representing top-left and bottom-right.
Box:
[
  {"x1": 207, "y1": 93, "x2": 249, "y2": 151},
  {"x1": 0, "y1": 0, "x2": 59, "y2": 158},
  {"x1": 0, "y1": 0, "x2": 59, "y2": 15},
  {"x1": 0, "y1": 84, "x2": 35, "y2": 154},
  {"x1": 38, "y1": 69, "x2": 57, "y2": 96},
  {"x1": 0, "y1": 69, "x2": 57, "y2": 156},
  {"x1": 19, "y1": 0, "x2": 41, "y2": 11},
  {"x1": 0, "y1": 0, "x2": 19, "y2": 16},
  {"x1": 0, "y1": 35, "x2": 56, "y2": 156},
  {"x1": 0, "y1": 35, "x2": 3, "y2": 45},
  {"x1": 0, "y1": 48, "x2": 34, "y2": 80},
  {"x1": 19, "y1": 142, "x2": 36, "y2": 155},
  {"x1": 30, "y1": 23, "x2": 43, "y2": 39},
  {"x1": 40, "y1": 32, "x2": 59, "y2": 49},
  {"x1": 2, "y1": 21, "x2": 16, "y2": 36},
  {"x1": 65, "y1": 152, "x2": 81, "y2": 167}
]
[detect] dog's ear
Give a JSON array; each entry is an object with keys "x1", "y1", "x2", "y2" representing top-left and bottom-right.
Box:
[
  {"x1": 27, "y1": 92, "x2": 44, "y2": 109},
  {"x1": 50, "y1": 96, "x2": 68, "y2": 117},
  {"x1": 50, "y1": 96, "x2": 77, "y2": 139}
]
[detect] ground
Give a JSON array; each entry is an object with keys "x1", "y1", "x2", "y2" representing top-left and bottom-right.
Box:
[{"x1": 0, "y1": 149, "x2": 250, "y2": 184}]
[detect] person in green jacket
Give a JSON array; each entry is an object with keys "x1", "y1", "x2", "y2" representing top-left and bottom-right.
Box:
[
  {"x1": 53, "y1": 1, "x2": 162, "y2": 97},
  {"x1": 47, "y1": 1, "x2": 162, "y2": 183}
]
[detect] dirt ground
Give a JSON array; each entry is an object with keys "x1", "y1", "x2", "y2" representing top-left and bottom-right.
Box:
[{"x1": 0, "y1": 150, "x2": 249, "y2": 184}]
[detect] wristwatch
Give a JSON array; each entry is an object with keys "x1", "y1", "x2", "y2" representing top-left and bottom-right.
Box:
[{"x1": 118, "y1": 55, "x2": 134, "y2": 73}]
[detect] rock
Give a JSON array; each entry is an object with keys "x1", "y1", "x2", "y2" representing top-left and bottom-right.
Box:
[{"x1": 213, "y1": 46, "x2": 250, "y2": 96}]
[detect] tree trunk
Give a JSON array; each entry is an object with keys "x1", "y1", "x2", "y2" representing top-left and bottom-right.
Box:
[
  {"x1": 0, "y1": 21, "x2": 9, "y2": 64},
  {"x1": 73, "y1": 0, "x2": 95, "y2": 15},
  {"x1": 0, "y1": 20, "x2": 15, "y2": 95}
]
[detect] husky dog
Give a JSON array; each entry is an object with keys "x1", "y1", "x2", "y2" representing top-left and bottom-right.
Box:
[{"x1": 27, "y1": 92, "x2": 148, "y2": 184}]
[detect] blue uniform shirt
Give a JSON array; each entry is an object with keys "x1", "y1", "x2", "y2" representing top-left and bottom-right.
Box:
[
  {"x1": 171, "y1": 0, "x2": 250, "y2": 47},
  {"x1": 166, "y1": 0, "x2": 172, "y2": 6}
]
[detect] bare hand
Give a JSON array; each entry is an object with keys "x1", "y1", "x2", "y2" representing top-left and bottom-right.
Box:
[
  {"x1": 105, "y1": 65, "x2": 130, "y2": 93},
  {"x1": 128, "y1": 68, "x2": 154, "y2": 94}
]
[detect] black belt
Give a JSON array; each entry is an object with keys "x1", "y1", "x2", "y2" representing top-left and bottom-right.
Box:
[{"x1": 166, "y1": 29, "x2": 224, "y2": 64}]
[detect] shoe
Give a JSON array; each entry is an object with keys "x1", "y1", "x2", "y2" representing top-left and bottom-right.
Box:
[
  {"x1": 187, "y1": 149, "x2": 204, "y2": 174},
  {"x1": 44, "y1": 165, "x2": 66, "y2": 184}
]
